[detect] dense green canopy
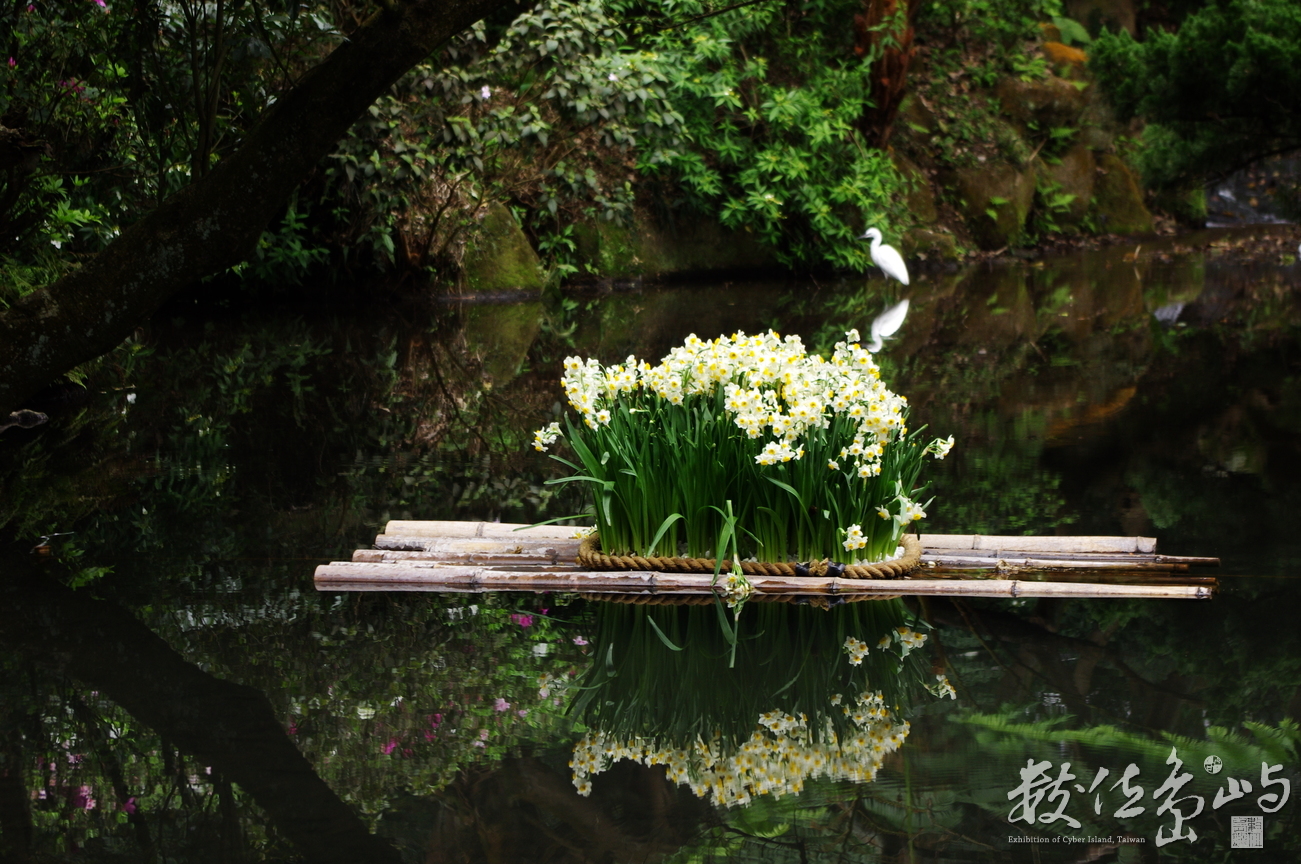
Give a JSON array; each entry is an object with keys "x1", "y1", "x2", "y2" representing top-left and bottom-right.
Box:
[{"x1": 1093, "y1": 0, "x2": 1301, "y2": 186}]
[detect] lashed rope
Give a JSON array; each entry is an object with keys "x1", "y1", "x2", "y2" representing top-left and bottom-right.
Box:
[
  {"x1": 577, "y1": 533, "x2": 921, "y2": 580},
  {"x1": 576, "y1": 592, "x2": 899, "y2": 606}
]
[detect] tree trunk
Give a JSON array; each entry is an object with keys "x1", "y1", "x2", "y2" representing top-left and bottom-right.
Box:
[
  {"x1": 0, "y1": 0, "x2": 510, "y2": 417},
  {"x1": 0, "y1": 545, "x2": 404, "y2": 863}
]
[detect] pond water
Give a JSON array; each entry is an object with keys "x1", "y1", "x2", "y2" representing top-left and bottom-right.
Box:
[{"x1": 3, "y1": 226, "x2": 1301, "y2": 863}]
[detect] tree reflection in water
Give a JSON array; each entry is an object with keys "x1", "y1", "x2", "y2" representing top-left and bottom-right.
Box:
[
  {"x1": 0, "y1": 546, "x2": 404, "y2": 863},
  {"x1": 422, "y1": 758, "x2": 707, "y2": 863}
]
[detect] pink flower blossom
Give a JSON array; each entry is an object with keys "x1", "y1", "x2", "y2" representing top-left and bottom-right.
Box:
[
  {"x1": 472, "y1": 740, "x2": 485, "y2": 748},
  {"x1": 573, "y1": 636, "x2": 589, "y2": 646},
  {"x1": 478, "y1": 729, "x2": 489, "y2": 740},
  {"x1": 7, "y1": 57, "x2": 14, "y2": 68},
  {"x1": 122, "y1": 797, "x2": 137, "y2": 815},
  {"x1": 517, "y1": 709, "x2": 529, "y2": 718},
  {"x1": 493, "y1": 698, "x2": 510, "y2": 712},
  {"x1": 71, "y1": 785, "x2": 96, "y2": 810},
  {"x1": 382, "y1": 738, "x2": 399, "y2": 755},
  {"x1": 510, "y1": 613, "x2": 534, "y2": 627}
]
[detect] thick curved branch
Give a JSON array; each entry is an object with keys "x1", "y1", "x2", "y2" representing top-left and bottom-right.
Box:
[
  {"x1": 0, "y1": 544, "x2": 402, "y2": 862},
  {"x1": 0, "y1": 0, "x2": 509, "y2": 416}
]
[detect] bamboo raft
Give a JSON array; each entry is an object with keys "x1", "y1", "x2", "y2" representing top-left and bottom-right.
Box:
[{"x1": 313, "y1": 521, "x2": 1220, "y2": 600}]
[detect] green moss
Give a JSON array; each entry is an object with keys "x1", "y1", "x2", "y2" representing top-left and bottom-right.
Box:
[
  {"x1": 1090, "y1": 154, "x2": 1155, "y2": 235},
  {"x1": 461, "y1": 203, "x2": 546, "y2": 293},
  {"x1": 894, "y1": 154, "x2": 939, "y2": 226},
  {"x1": 944, "y1": 162, "x2": 1036, "y2": 249},
  {"x1": 572, "y1": 209, "x2": 780, "y2": 280},
  {"x1": 1035, "y1": 144, "x2": 1096, "y2": 227},
  {"x1": 902, "y1": 228, "x2": 962, "y2": 261}
]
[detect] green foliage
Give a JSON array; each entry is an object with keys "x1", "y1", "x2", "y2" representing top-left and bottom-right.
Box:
[
  {"x1": 297, "y1": 0, "x2": 915, "y2": 277},
  {"x1": 297, "y1": 0, "x2": 680, "y2": 280},
  {"x1": 1028, "y1": 177, "x2": 1078, "y2": 236},
  {"x1": 905, "y1": 0, "x2": 1065, "y2": 171},
  {"x1": 542, "y1": 333, "x2": 949, "y2": 563},
  {"x1": 1092, "y1": 0, "x2": 1301, "y2": 186},
  {"x1": 920, "y1": 0, "x2": 1063, "y2": 53},
  {"x1": 0, "y1": 0, "x2": 342, "y2": 287},
  {"x1": 632, "y1": 0, "x2": 906, "y2": 270},
  {"x1": 1051, "y1": 14, "x2": 1091, "y2": 46}
]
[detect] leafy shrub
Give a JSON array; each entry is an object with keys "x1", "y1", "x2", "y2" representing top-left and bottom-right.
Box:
[
  {"x1": 1092, "y1": 0, "x2": 1301, "y2": 187},
  {"x1": 632, "y1": 0, "x2": 908, "y2": 270}
]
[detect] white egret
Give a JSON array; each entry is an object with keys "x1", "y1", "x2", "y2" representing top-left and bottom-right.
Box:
[
  {"x1": 859, "y1": 228, "x2": 910, "y2": 285},
  {"x1": 867, "y1": 299, "x2": 910, "y2": 353}
]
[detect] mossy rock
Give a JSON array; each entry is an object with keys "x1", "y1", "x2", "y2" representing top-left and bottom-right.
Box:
[
  {"x1": 462, "y1": 301, "x2": 543, "y2": 386},
  {"x1": 1076, "y1": 85, "x2": 1118, "y2": 151},
  {"x1": 902, "y1": 228, "x2": 962, "y2": 261},
  {"x1": 1090, "y1": 154, "x2": 1154, "y2": 235},
  {"x1": 893, "y1": 153, "x2": 938, "y2": 226},
  {"x1": 460, "y1": 202, "x2": 546, "y2": 293},
  {"x1": 573, "y1": 209, "x2": 779, "y2": 280},
  {"x1": 572, "y1": 218, "x2": 641, "y2": 278},
  {"x1": 634, "y1": 209, "x2": 779, "y2": 276},
  {"x1": 897, "y1": 93, "x2": 939, "y2": 135},
  {"x1": 1035, "y1": 144, "x2": 1095, "y2": 226},
  {"x1": 944, "y1": 162, "x2": 1036, "y2": 250},
  {"x1": 995, "y1": 76, "x2": 1090, "y2": 128}
]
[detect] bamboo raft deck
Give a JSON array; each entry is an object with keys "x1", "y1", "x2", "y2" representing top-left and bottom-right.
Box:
[{"x1": 313, "y1": 521, "x2": 1220, "y2": 600}]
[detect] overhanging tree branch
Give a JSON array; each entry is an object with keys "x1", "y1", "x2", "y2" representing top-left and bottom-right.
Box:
[{"x1": 0, "y1": 0, "x2": 512, "y2": 417}]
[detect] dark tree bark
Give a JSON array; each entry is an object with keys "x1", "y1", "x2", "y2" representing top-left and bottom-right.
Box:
[
  {"x1": 0, "y1": 0, "x2": 510, "y2": 418},
  {"x1": 852, "y1": 0, "x2": 924, "y2": 148},
  {"x1": 0, "y1": 544, "x2": 404, "y2": 863}
]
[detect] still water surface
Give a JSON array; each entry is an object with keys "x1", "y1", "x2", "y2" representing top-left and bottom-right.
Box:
[{"x1": 3, "y1": 228, "x2": 1300, "y2": 862}]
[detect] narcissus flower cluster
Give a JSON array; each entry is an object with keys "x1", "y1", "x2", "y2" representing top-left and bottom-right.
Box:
[
  {"x1": 532, "y1": 330, "x2": 954, "y2": 564},
  {"x1": 569, "y1": 690, "x2": 910, "y2": 807}
]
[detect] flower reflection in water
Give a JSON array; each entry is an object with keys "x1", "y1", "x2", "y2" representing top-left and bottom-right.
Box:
[
  {"x1": 567, "y1": 599, "x2": 944, "y2": 808},
  {"x1": 571, "y1": 689, "x2": 911, "y2": 807}
]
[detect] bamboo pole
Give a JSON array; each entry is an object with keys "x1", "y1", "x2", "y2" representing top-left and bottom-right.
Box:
[
  {"x1": 381, "y1": 520, "x2": 580, "y2": 540},
  {"x1": 918, "y1": 534, "x2": 1158, "y2": 554},
  {"x1": 377, "y1": 521, "x2": 1219, "y2": 561},
  {"x1": 355, "y1": 540, "x2": 568, "y2": 564},
  {"x1": 920, "y1": 555, "x2": 1183, "y2": 571},
  {"x1": 313, "y1": 562, "x2": 1213, "y2": 599},
  {"x1": 348, "y1": 553, "x2": 1216, "y2": 584},
  {"x1": 361, "y1": 541, "x2": 1216, "y2": 570},
  {"x1": 916, "y1": 570, "x2": 1217, "y2": 585}
]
